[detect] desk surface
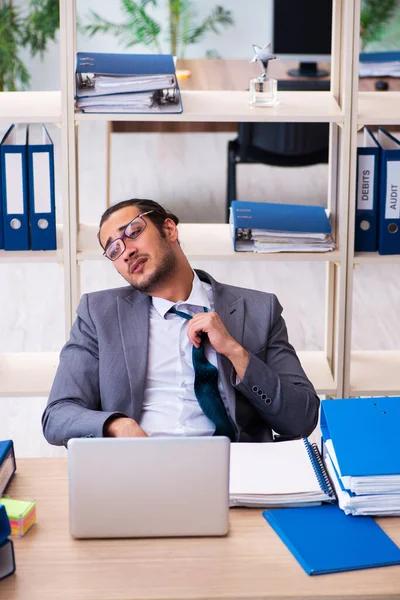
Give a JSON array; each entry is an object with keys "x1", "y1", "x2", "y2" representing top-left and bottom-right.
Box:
[{"x1": 3, "y1": 459, "x2": 400, "y2": 600}]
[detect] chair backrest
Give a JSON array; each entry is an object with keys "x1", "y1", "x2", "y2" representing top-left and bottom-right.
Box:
[{"x1": 237, "y1": 79, "x2": 330, "y2": 160}]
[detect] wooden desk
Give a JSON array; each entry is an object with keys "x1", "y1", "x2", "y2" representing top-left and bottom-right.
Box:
[{"x1": 3, "y1": 459, "x2": 400, "y2": 600}]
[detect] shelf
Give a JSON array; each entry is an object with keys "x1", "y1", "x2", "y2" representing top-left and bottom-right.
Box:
[
  {"x1": 0, "y1": 92, "x2": 61, "y2": 123},
  {"x1": 354, "y1": 252, "x2": 400, "y2": 265},
  {"x1": 75, "y1": 91, "x2": 343, "y2": 123},
  {"x1": 0, "y1": 352, "x2": 59, "y2": 397},
  {"x1": 350, "y1": 351, "x2": 400, "y2": 396},
  {"x1": 0, "y1": 226, "x2": 64, "y2": 263},
  {"x1": 78, "y1": 223, "x2": 340, "y2": 263},
  {"x1": 358, "y1": 92, "x2": 400, "y2": 126},
  {"x1": 0, "y1": 350, "x2": 333, "y2": 397},
  {"x1": 297, "y1": 351, "x2": 336, "y2": 395}
]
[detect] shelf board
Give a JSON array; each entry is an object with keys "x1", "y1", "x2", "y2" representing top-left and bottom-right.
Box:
[
  {"x1": 0, "y1": 226, "x2": 64, "y2": 263},
  {"x1": 0, "y1": 352, "x2": 59, "y2": 397},
  {"x1": 297, "y1": 351, "x2": 336, "y2": 395},
  {"x1": 0, "y1": 91, "x2": 61, "y2": 123},
  {"x1": 358, "y1": 92, "x2": 400, "y2": 126},
  {"x1": 75, "y1": 91, "x2": 343, "y2": 123},
  {"x1": 354, "y1": 251, "x2": 400, "y2": 264},
  {"x1": 350, "y1": 351, "x2": 400, "y2": 396},
  {"x1": 78, "y1": 223, "x2": 340, "y2": 263},
  {"x1": 0, "y1": 350, "x2": 333, "y2": 397}
]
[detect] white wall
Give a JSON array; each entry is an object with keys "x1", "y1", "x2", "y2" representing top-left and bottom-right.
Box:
[{"x1": 16, "y1": 0, "x2": 272, "y2": 91}]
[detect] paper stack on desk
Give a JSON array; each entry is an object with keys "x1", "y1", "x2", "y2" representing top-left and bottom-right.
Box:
[
  {"x1": 321, "y1": 397, "x2": 400, "y2": 516},
  {"x1": 0, "y1": 498, "x2": 36, "y2": 536},
  {"x1": 230, "y1": 201, "x2": 336, "y2": 253},
  {"x1": 229, "y1": 438, "x2": 336, "y2": 507},
  {"x1": 75, "y1": 52, "x2": 183, "y2": 114}
]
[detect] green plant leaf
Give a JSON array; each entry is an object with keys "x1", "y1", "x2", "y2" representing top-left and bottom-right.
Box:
[
  {"x1": 360, "y1": 0, "x2": 400, "y2": 50},
  {"x1": 0, "y1": 4, "x2": 31, "y2": 90},
  {"x1": 23, "y1": 0, "x2": 59, "y2": 58}
]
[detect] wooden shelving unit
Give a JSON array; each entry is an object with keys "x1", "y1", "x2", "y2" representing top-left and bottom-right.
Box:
[{"x1": 2, "y1": 0, "x2": 398, "y2": 399}]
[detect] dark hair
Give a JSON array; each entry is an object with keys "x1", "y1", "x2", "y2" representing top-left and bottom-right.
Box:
[{"x1": 98, "y1": 198, "x2": 179, "y2": 248}]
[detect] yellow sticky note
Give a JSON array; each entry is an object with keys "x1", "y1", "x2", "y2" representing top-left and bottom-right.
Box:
[{"x1": 0, "y1": 497, "x2": 36, "y2": 537}]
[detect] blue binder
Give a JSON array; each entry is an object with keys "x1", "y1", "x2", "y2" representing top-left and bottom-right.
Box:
[
  {"x1": 230, "y1": 201, "x2": 332, "y2": 251},
  {"x1": 355, "y1": 128, "x2": 380, "y2": 252},
  {"x1": 0, "y1": 440, "x2": 16, "y2": 496},
  {"x1": 76, "y1": 52, "x2": 176, "y2": 97},
  {"x1": 321, "y1": 397, "x2": 400, "y2": 477},
  {"x1": 27, "y1": 124, "x2": 56, "y2": 251},
  {"x1": 376, "y1": 128, "x2": 400, "y2": 255},
  {"x1": 0, "y1": 504, "x2": 11, "y2": 544},
  {"x1": 0, "y1": 124, "x2": 29, "y2": 251},
  {"x1": 0, "y1": 539, "x2": 15, "y2": 581},
  {"x1": 263, "y1": 504, "x2": 400, "y2": 575}
]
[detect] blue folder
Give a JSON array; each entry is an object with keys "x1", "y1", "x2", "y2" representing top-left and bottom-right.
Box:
[
  {"x1": 0, "y1": 440, "x2": 16, "y2": 496},
  {"x1": 376, "y1": 128, "x2": 400, "y2": 255},
  {"x1": 27, "y1": 124, "x2": 56, "y2": 251},
  {"x1": 0, "y1": 504, "x2": 11, "y2": 544},
  {"x1": 230, "y1": 201, "x2": 331, "y2": 251},
  {"x1": 321, "y1": 397, "x2": 400, "y2": 477},
  {"x1": 355, "y1": 128, "x2": 380, "y2": 252},
  {"x1": 0, "y1": 124, "x2": 29, "y2": 251},
  {"x1": 263, "y1": 504, "x2": 400, "y2": 575}
]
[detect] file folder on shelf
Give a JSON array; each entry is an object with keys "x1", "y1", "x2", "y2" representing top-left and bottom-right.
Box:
[
  {"x1": 0, "y1": 441, "x2": 16, "y2": 496},
  {"x1": 75, "y1": 52, "x2": 182, "y2": 114},
  {"x1": 76, "y1": 52, "x2": 177, "y2": 97},
  {"x1": 0, "y1": 124, "x2": 29, "y2": 250},
  {"x1": 377, "y1": 128, "x2": 400, "y2": 255},
  {"x1": 263, "y1": 504, "x2": 400, "y2": 575},
  {"x1": 27, "y1": 124, "x2": 56, "y2": 251},
  {"x1": 355, "y1": 128, "x2": 380, "y2": 252},
  {"x1": 229, "y1": 201, "x2": 335, "y2": 253}
]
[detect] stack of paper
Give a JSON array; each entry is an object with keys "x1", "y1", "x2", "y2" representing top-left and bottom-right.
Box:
[
  {"x1": 230, "y1": 201, "x2": 336, "y2": 253},
  {"x1": 229, "y1": 438, "x2": 336, "y2": 507},
  {"x1": 321, "y1": 397, "x2": 400, "y2": 516},
  {"x1": 0, "y1": 497, "x2": 36, "y2": 536},
  {"x1": 75, "y1": 52, "x2": 182, "y2": 114}
]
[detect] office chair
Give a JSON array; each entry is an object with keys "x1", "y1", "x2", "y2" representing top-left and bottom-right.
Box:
[{"x1": 226, "y1": 79, "x2": 330, "y2": 221}]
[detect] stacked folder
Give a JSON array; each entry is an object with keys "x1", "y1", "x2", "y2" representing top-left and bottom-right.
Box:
[
  {"x1": 355, "y1": 127, "x2": 400, "y2": 254},
  {"x1": 321, "y1": 397, "x2": 400, "y2": 516},
  {"x1": 0, "y1": 124, "x2": 56, "y2": 251},
  {"x1": 0, "y1": 504, "x2": 15, "y2": 581},
  {"x1": 0, "y1": 440, "x2": 16, "y2": 496},
  {"x1": 230, "y1": 201, "x2": 336, "y2": 253},
  {"x1": 75, "y1": 52, "x2": 183, "y2": 114}
]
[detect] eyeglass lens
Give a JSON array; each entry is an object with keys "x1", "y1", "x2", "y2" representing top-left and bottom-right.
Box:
[{"x1": 106, "y1": 216, "x2": 146, "y2": 260}]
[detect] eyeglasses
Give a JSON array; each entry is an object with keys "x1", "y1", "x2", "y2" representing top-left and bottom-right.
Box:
[{"x1": 103, "y1": 210, "x2": 154, "y2": 261}]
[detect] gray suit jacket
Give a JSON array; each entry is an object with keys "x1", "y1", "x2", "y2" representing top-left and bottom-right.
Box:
[{"x1": 42, "y1": 270, "x2": 319, "y2": 445}]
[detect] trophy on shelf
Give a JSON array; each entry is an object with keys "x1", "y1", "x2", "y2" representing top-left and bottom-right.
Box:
[{"x1": 249, "y1": 43, "x2": 279, "y2": 107}]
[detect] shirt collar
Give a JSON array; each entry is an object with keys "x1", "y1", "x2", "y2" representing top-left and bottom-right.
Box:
[{"x1": 152, "y1": 271, "x2": 211, "y2": 318}]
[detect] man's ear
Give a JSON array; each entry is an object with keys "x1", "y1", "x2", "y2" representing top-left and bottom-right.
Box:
[{"x1": 163, "y1": 218, "x2": 179, "y2": 242}]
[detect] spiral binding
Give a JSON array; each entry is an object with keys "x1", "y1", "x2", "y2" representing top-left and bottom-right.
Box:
[{"x1": 303, "y1": 438, "x2": 336, "y2": 499}]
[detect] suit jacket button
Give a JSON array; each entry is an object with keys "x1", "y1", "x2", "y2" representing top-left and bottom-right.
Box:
[
  {"x1": 264, "y1": 397, "x2": 272, "y2": 405},
  {"x1": 257, "y1": 389, "x2": 263, "y2": 396},
  {"x1": 252, "y1": 386, "x2": 258, "y2": 393}
]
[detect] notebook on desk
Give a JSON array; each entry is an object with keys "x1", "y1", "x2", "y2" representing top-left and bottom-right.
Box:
[{"x1": 229, "y1": 438, "x2": 335, "y2": 507}]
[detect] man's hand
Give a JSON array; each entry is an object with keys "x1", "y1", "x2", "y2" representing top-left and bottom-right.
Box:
[
  {"x1": 187, "y1": 311, "x2": 250, "y2": 379},
  {"x1": 104, "y1": 417, "x2": 148, "y2": 438}
]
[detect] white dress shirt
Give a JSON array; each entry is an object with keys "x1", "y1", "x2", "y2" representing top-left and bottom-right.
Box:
[{"x1": 138, "y1": 271, "x2": 228, "y2": 437}]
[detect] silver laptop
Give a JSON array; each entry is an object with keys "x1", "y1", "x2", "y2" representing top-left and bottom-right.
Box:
[{"x1": 68, "y1": 436, "x2": 230, "y2": 538}]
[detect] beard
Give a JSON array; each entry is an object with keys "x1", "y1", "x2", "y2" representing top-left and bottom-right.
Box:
[{"x1": 129, "y1": 239, "x2": 178, "y2": 294}]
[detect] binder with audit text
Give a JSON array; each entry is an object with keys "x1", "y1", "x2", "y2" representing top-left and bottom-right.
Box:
[{"x1": 376, "y1": 128, "x2": 400, "y2": 255}]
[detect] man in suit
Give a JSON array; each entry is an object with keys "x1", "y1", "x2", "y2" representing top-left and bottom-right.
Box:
[{"x1": 42, "y1": 199, "x2": 319, "y2": 446}]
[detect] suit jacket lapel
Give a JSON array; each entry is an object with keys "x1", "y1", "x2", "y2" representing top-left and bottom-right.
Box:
[
  {"x1": 117, "y1": 292, "x2": 150, "y2": 422},
  {"x1": 212, "y1": 282, "x2": 244, "y2": 418}
]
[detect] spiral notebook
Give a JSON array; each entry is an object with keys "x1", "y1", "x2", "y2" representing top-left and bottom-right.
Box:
[{"x1": 229, "y1": 438, "x2": 335, "y2": 507}]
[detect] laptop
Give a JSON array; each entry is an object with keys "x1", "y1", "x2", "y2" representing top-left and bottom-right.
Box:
[{"x1": 68, "y1": 436, "x2": 230, "y2": 538}]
